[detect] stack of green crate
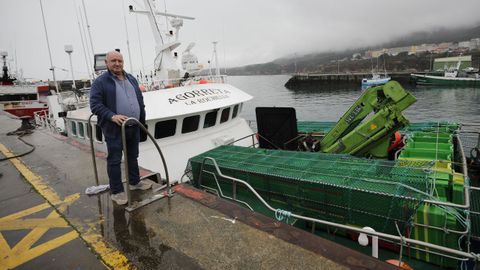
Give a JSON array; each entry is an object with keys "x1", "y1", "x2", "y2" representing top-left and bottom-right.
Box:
[
  {"x1": 398, "y1": 130, "x2": 466, "y2": 268},
  {"x1": 188, "y1": 145, "x2": 467, "y2": 268}
]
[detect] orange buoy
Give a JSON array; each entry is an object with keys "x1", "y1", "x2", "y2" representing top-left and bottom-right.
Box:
[
  {"x1": 139, "y1": 84, "x2": 146, "y2": 92},
  {"x1": 388, "y1": 131, "x2": 402, "y2": 152},
  {"x1": 198, "y1": 79, "x2": 208, "y2": 84},
  {"x1": 385, "y1": 260, "x2": 413, "y2": 270}
]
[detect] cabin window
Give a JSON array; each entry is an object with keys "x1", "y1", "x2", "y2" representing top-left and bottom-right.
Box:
[
  {"x1": 71, "y1": 122, "x2": 77, "y2": 136},
  {"x1": 182, "y1": 115, "x2": 200, "y2": 134},
  {"x1": 232, "y1": 105, "x2": 239, "y2": 119},
  {"x1": 84, "y1": 123, "x2": 90, "y2": 139},
  {"x1": 95, "y1": 125, "x2": 103, "y2": 142},
  {"x1": 78, "y1": 122, "x2": 85, "y2": 138},
  {"x1": 155, "y1": 119, "x2": 177, "y2": 139},
  {"x1": 140, "y1": 124, "x2": 148, "y2": 142},
  {"x1": 220, "y1": 108, "x2": 230, "y2": 123},
  {"x1": 203, "y1": 111, "x2": 217, "y2": 128}
]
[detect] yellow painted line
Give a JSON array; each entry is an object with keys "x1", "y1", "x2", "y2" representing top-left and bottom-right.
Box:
[
  {"x1": 0, "y1": 143, "x2": 62, "y2": 205},
  {"x1": 11, "y1": 208, "x2": 63, "y2": 255},
  {"x1": 0, "y1": 195, "x2": 79, "y2": 268},
  {"x1": 0, "y1": 202, "x2": 50, "y2": 221},
  {"x1": 0, "y1": 217, "x2": 69, "y2": 230},
  {"x1": 0, "y1": 233, "x2": 11, "y2": 255},
  {"x1": 0, "y1": 142, "x2": 134, "y2": 270},
  {"x1": 0, "y1": 231, "x2": 78, "y2": 269}
]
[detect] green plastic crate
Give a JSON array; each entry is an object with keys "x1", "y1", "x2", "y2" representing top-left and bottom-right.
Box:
[
  {"x1": 399, "y1": 148, "x2": 452, "y2": 161},
  {"x1": 405, "y1": 142, "x2": 453, "y2": 152}
]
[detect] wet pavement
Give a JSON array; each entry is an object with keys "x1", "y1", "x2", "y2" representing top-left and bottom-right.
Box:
[{"x1": 0, "y1": 115, "x2": 396, "y2": 270}]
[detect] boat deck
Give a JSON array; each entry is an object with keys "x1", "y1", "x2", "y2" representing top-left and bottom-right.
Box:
[{"x1": 0, "y1": 114, "x2": 395, "y2": 269}]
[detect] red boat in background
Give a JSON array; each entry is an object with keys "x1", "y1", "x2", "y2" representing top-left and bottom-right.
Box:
[{"x1": 0, "y1": 51, "x2": 49, "y2": 118}]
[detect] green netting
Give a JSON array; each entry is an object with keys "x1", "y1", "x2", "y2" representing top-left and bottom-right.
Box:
[
  {"x1": 188, "y1": 146, "x2": 466, "y2": 235},
  {"x1": 188, "y1": 121, "x2": 470, "y2": 268},
  {"x1": 297, "y1": 121, "x2": 460, "y2": 134}
]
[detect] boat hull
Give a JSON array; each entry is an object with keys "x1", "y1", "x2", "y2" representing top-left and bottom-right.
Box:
[
  {"x1": 411, "y1": 74, "x2": 480, "y2": 87},
  {"x1": 2, "y1": 103, "x2": 48, "y2": 118}
]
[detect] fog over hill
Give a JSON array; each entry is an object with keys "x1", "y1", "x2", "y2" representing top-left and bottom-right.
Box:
[{"x1": 226, "y1": 24, "x2": 480, "y2": 76}]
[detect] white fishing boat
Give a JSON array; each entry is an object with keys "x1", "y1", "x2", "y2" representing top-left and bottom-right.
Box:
[
  {"x1": 362, "y1": 55, "x2": 391, "y2": 90},
  {"x1": 36, "y1": 0, "x2": 255, "y2": 183},
  {"x1": 361, "y1": 73, "x2": 391, "y2": 90}
]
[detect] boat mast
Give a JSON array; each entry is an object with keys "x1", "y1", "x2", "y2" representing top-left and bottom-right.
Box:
[
  {"x1": 130, "y1": 0, "x2": 194, "y2": 81},
  {"x1": 383, "y1": 54, "x2": 387, "y2": 77},
  {"x1": 213, "y1": 41, "x2": 220, "y2": 76},
  {"x1": 135, "y1": 13, "x2": 146, "y2": 76},
  {"x1": 121, "y1": 0, "x2": 134, "y2": 73},
  {"x1": 39, "y1": 0, "x2": 59, "y2": 94},
  {"x1": 81, "y1": 0, "x2": 95, "y2": 58},
  {"x1": 74, "y1": 4, "x2": 93, "y2": 81}
]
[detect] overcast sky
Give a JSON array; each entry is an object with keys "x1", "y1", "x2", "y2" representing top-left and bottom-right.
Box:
[{"x1": 1, "y1": 0, "x2": 479, "y2": 81}]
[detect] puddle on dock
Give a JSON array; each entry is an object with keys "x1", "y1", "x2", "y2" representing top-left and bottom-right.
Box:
[{"x1": 88, "y1": 192, "x2": 203, "y2": 270}]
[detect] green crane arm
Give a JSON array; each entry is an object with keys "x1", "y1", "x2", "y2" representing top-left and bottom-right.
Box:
[{"x1": 319, "y1": 81, "x2": 416, "y2": 158}]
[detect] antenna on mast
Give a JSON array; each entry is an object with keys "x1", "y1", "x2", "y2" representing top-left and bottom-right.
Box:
[
  {"x1": 213, "y1": 41, "x2": 220, "y2": 76},
  {"x1": 75, "y1": 4, "x2": 93, "y2": 81},
  {"x1": 121, "y1": 0, "x2": 134, "y2": 72},
  {"x1": 81, "y1": 0, "x2": 95, "y2": 57},
  {"x1": 39, "y1": 0, "x2": 59, "y2": 94}
]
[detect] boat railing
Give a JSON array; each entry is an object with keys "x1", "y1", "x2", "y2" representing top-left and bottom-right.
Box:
[
  {"x1": 196, "y1": 156, "x2": 480, "y2": 263},
  {"x1": 87, "y1": 114, "x2": 173, "y2": 212},
  {"x1": 142, "y1": 75, "x2": 227, "y2": 91},
  {"x1": 34, "y1": 109, "x2": 60, "y2": 133},
  {"x1": 228, "y1": 132, "x2": 308, "y2": 150}
]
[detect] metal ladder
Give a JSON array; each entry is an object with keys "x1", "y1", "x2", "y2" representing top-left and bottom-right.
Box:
[{"x1": 88, "y1": 114, "x2": 173, "y2": 212}]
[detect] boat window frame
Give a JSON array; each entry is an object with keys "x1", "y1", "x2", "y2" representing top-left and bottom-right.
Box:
[
  {"x1": 95, "y1": 124, "x2": 103, "y2": 143},
  {"x1": 154, "y1": 119, "x2": 177, "y2": 139},
  {"x1": 78, "y1": 121, "x2": 85, "y2": 138},
  {"x1": 203, "y1": 110, "x2": 218, "y2": 129},
  {"x1": 140, "y1": 124, "x2": 148, "y2": 142},
  {"x1": 220, "y1": 107, "x2": 231, "y2": 124},
  {"x1": 232, "y1": 104, "x2": 239, "y2": 119},
  {"x1": 84, "y1": 122, "x2": 90, "y2": 139},
  {"x1": 182, "y1": 115, "x2": 200, "y2": 134},
  {"x1": 71, "y1": 121, "x2": 77, "y2": 137}
]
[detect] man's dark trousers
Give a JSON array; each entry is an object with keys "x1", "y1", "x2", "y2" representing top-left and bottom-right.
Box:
[{"x1": 105, "y1": 126, "x2": 141, "y2": 194}]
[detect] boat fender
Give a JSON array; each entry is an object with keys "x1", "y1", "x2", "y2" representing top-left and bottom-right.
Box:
[
  {"x1": 275, "y1": 209, "x2": 292, "y2": 222},
  {"x1": 139, "y1": 84, "x2": 146, "y2": 92},
  {"x1": 198, "y1": 79, "x2": 209, "y2": 84},
  {"x1": 385, "y1": 260, "x2": 413, "y2": 270}
]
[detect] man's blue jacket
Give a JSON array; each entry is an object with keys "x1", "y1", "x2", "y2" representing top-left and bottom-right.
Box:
[{"x1": 90, "y1": 70, "x2": 146, "y2": 139}]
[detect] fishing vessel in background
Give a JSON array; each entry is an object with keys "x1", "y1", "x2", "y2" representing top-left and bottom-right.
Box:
[
  {"x1": 361, "y1": 55, "x2": 391, "y2": 90},
  {"x1": 411, "y1": 55, "x2": 480, "y2": 87},
  {"x1": 0, "y1": 51, "x2": 49, "y2": 118},
  {"x1": 361, "y1": 73, "x2": 391, "y2": 90}
]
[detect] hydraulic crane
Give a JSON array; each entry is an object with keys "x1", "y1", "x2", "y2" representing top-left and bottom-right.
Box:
[{"x1": 319, "y1": 81, "x2": 416, "y2": 158}]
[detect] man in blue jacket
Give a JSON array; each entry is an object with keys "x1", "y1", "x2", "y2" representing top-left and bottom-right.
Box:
[{"x1": 90, "y1": 50, "x2": 151, "y2": 205}]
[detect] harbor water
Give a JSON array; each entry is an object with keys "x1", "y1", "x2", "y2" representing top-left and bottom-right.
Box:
[{"x1": 230, "y1": 75, "x2": 480, "y2": 125}]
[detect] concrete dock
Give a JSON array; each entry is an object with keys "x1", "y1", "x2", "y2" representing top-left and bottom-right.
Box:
[{"x1": 0, "y1": 114, "x2": 396, "y2": 270}]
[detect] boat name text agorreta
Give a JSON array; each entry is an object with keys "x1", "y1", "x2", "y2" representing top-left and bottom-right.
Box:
[{"x1": 168, "y1": 88, "x2": 231, "y2": 105}]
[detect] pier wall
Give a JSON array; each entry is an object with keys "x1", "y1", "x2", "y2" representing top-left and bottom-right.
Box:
[{"x1": 285, "y1": 72, "x2": 416, "y2": 89}]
